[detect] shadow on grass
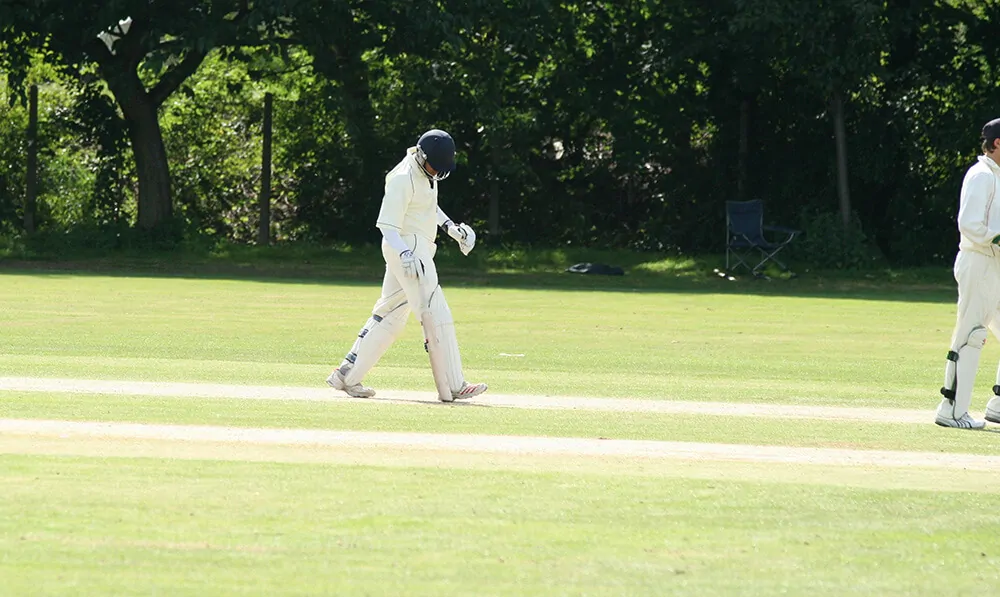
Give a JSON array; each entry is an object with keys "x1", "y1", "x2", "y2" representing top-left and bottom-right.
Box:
[{"x1": 0, "y1": 243, "x2": 957, "y2": 304}]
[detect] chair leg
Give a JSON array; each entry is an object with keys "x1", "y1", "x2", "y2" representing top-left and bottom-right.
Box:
[
  {"x1": 729, "y1": 249, "x2": 754, "y2": 273},
  {"x1": 753, "y1": 247, "x2": 791, "y2": 273},
  {"x1": 728, "y1": 247, "x2": 750, "y2": 272},
  {"x1": 767, "y1": 246, "x2": 791, "y2": 271}
]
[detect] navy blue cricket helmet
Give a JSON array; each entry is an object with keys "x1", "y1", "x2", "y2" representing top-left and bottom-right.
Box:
[{"x1": 416, "y1": 129, "x2": 456, "y2": 181}]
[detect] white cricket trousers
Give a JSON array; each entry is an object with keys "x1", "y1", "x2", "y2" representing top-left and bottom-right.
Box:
[
  {"x1": 339, "y1": 233, "x2": 465, "y2": 392},
  {"x1": 949, "y1": 250, "x2": 1000, "y2": 350},
  {"x1": 381, "y1": 233, "x2": 439, "y2": 314}
]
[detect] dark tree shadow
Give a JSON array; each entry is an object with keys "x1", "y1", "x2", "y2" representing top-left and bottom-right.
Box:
[{"x1": 0, "y1": 249, "x2": 957, "y2": 305}]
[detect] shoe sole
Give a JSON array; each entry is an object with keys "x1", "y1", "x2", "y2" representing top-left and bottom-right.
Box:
[
  {"x1": 438, "y1": 385, "x2": 489, "y2": 402},
  {"x1": 450, "y1": 386, "x2": 488, "y2": 401},
  {"x1": 935, "y1": 418, "x2": 986, "y2": 430},
  {"x1": 325, "y1": 377, "x2": 375, "y2": 399},
  {"x1": 986, "y1": 412, "x2": 1000, "y2": 424}
]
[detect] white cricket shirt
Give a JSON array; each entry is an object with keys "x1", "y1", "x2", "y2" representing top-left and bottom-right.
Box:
[
  {"x1": 376, "y1": 147, "x2": 440, "y2": 243},
  {"x1": 958, "y1": 155, "x2": 1000, "y2": 257}
]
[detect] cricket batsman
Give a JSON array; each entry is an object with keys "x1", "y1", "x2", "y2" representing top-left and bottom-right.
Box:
[
  {"x1": 937, "y1": 118, "x2": 1000, "y2": 429},
  {"x1": 326, "y1": 129, "x2": 489, "y2": 402}
]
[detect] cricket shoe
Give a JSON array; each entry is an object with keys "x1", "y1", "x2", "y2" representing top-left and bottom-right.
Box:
[
  {"x1": 326, "y1": 368, "x2": 376, "y2": 398},
  {"x1": 985, "y1": 396, "x2": 1000, "y2": 424},
  {"x1": 935, "y1": 412, "x2": 986, "y2": 430},
  {"x1": 449, "y1": 381, "x2": 488, "y2": 401}
]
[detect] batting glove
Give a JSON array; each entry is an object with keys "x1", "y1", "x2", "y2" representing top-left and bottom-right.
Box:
[
  {"x1": 447, "y1": 223, "x2": 477, "y2": 256},
  {"x1": 400, "y1": 250, "x2": 420, "y2": 280}
]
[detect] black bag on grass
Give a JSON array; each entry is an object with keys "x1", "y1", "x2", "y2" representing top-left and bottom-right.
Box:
[{"x1": 565, "y1": 263, "x2": 625, "y2": 276}]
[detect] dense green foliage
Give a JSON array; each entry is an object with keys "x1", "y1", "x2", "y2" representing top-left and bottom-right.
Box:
[{"x1": 1, "y1": 0, "x2": 998, "y2": 266}]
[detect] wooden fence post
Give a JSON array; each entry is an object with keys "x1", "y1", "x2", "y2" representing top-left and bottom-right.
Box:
[
  {"x1": 25, "y1": 84, "x2": 38, "y2": 233},
  {"x1": 258, "y1": 92, "x2": 273, "y2": 245}
]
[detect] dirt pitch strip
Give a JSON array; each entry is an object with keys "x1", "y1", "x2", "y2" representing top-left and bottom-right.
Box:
[{"x1": 0, "y1": 376, "x2": 935, "y2": 424}]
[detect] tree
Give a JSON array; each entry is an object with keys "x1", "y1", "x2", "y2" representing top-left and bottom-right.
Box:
[
  {"x1": 728, "y1": 0, "x2": 886, "y2": 228},
  {"x1": 0, "y1": 0, "x2": 289, "y2": 231}
]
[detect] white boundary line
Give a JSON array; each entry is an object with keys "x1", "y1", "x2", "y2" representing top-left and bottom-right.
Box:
[{"x1": 0, "y1": 376, "x2": 935, "y2": 424}]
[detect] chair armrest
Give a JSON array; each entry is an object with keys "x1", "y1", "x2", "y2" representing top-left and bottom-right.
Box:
[{"x1": 763, "y1": 225, "x2": 801, "y2": 235}]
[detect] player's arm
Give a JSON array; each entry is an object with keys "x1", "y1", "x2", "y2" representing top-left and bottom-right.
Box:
[
  {"x1": 381, "y1": 228, "x2": 409, "y2": 254},
  {"x1": 436, "y1": 206, "x2": 454, "y2": 230},
  {"x1": 958, "y1": 172, "x2": 1000, "y2": 245},
  {"x1": 377, "y1": 174, "x2": 420, "y2": 279},
  {"x1": 376, "y1": 173, "x2": 411, "y2": 238}
]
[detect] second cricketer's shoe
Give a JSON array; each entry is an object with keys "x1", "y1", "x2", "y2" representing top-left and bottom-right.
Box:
[
  {"x1": 935, "y1": 412, "x2": 986, "y2": 430},
  {"x1": 326, "y1": 368, "x2": 376, "y2": 398},
  {"x1": 451, "y1": 381, "x2": 488, "y2": 401},
  {"x1": 985, "y1": 397, "x2": 1000, "y2": 424}
]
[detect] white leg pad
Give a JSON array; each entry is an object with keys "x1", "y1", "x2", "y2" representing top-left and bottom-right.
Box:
[
  {"x1": 986, "y1": 365, "x2": 1000, "y2": 422},
  {"x1": 341, "y1": 290, "x2": 410, "y2": 386},
  {"x1": 939, "y1": 326, "x2": 988, "y2": 419},
  {"x1": 427, "y1": 286, "x2": 465, "y2": 394},
  {"x1": 987, "y1": 395, "x2": 1000, "y2": 422}
]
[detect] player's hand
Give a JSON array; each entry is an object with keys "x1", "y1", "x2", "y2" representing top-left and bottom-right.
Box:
[
  {"x1": 447, "y1": 223, "x2": 476, "y2": 256},
  {"x1": 400, "y1": 250, "x2": 420, "y2": 280}
]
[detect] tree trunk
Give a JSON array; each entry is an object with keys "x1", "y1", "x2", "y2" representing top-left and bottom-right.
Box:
[
  {"x1": 832, "y1": 90, "x2": 851, "y2": 228},
  {"x1": 129, "y1": 98, "x2": 172, "y2": 230},
  {"x1": 105, "y1": 70, "x2": 172, "y2": 231},
  {"x1": 489, "y1": 142, "x2": 500, "y2": 237}
]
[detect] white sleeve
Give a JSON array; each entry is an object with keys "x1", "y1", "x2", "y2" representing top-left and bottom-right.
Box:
[
  {"x1": 436, "y1": 206, "x2": 453, "y2": 229},
  {"x1": 958, "y1": 171, "x2": 1000, "y2": 245},
  {"x1": 381, "y1": 228, "x2": 409, "y2": 254},
  {"x1": 376, "y1": 173, "x2": 411, "y2": 233}
]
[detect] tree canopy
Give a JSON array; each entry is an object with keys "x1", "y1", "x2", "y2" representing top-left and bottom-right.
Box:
[{"x1": 1, "y1": 0, "x2": 998, "y2": 267}]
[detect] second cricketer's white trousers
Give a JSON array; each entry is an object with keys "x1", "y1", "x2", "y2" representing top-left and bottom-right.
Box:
[
  {"x1": 940, "y1": 250, "x2": 1000, "y2": 418},
  {"x1": 949, "y1": 250, "x2": 1000, "y2": 350}
]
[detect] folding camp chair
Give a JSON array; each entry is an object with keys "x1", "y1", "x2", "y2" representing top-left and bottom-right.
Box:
[{"x1": 725, "y1": 200, "x2": 800, "y2": 276}]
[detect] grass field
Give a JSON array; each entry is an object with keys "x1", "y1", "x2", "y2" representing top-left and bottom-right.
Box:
[{"x1": 2, "y1": 256, "x2": 999, "y2": 596}]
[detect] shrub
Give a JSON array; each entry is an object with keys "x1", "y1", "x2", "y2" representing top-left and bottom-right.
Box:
[{"x1": 794, "y1": 210, "x2": 884, "y2": 270}]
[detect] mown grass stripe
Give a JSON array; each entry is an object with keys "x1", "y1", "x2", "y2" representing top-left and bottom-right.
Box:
[
  {"x1": 0, "y1": 376, "x2": 936, "y2": 424},
  {"x1": 2, "y1": 418, "x2": 996, "y2": 470}
]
